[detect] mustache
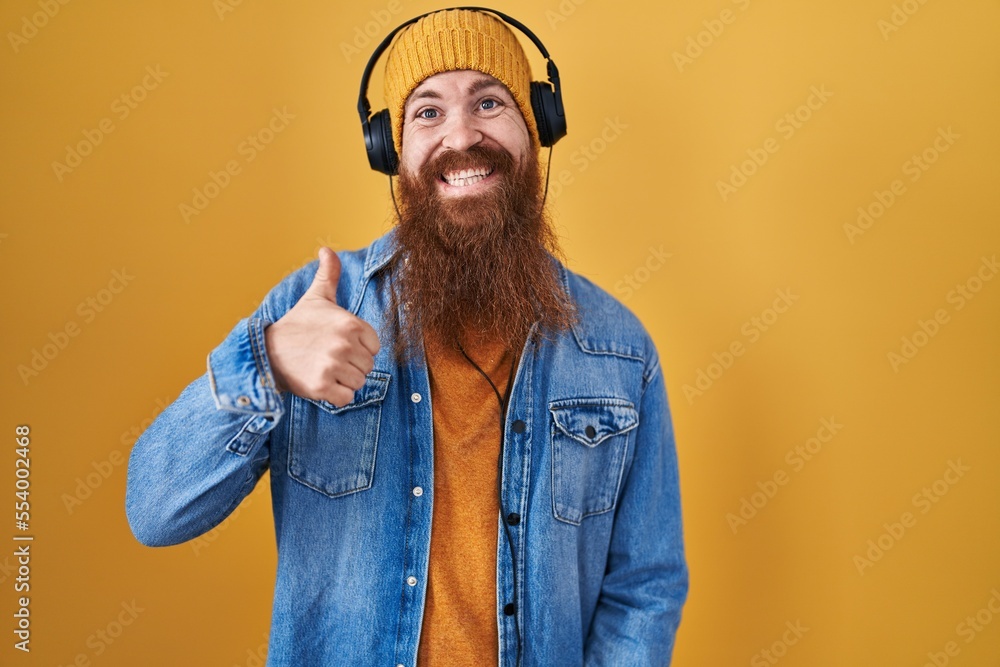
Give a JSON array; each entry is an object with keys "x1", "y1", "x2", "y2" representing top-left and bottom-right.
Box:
[{"x1": 418, "y1": 144, "x2": 515, "y2": 183}]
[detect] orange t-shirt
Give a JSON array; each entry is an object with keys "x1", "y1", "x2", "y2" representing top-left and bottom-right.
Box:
[{"x1": 416, "y1": 330, "x2": 519, "y2": 666}]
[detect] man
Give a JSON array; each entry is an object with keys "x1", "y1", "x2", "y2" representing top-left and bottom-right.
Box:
[{"x1": 126, "y1": 8, "x2": 688, "y2": 666}]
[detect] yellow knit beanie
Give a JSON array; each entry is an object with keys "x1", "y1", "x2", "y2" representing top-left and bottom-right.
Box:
[{"x1": 383, "y1": 9, "x2": 540, "y2": 157}]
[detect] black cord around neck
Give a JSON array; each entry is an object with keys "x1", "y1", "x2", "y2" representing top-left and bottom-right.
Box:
[{"x1": 456, "y1": 338, "x2": 523, "y2": 667}]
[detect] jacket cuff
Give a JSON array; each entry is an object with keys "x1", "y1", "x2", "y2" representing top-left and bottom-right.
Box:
[{"x1": 207, "y1": 316, "x2": 284, "y2": 419}]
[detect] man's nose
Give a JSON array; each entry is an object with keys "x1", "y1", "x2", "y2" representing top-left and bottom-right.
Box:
[{"x1": 441, "y1": 113, "x2": 483, "y2": 151}]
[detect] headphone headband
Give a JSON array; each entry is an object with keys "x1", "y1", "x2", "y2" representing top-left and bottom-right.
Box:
[{"x1": 358, "y1": 6, "x2": 567, "y2": 175}]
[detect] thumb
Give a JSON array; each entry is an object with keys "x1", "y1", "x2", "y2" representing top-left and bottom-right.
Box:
[{"x1": 306, "y1": 247, "x2": 341, "y2": 302}]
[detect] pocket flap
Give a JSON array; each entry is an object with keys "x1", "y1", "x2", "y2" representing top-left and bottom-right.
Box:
[
  {"x1": 549, "y1": 398, "x2": 638, "y2": 447},
  {"x1": 306, "y1": 370, "x2": 391, "y2": 414}
]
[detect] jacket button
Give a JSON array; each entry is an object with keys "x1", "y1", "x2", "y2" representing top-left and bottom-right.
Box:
[
  {"x1": 585, "y1": 425, "x2": 596, "y2": 438},
  {"x1": 504, "y1": 603, "x2": 516, "y2": 616},
  {"x1": 506, "y1": 513, "x2": 520, "y2": 525},
  {"x1": 512, "y1": 420, "x2": 526, "y2": 433},
  {"x1": 410, "y1": 392, "x2": 422, "y2": 403}
]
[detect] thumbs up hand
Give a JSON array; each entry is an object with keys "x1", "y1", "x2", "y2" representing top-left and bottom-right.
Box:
[{"x1": 264, "y1": 248, "x2": 382, "y2": 407}]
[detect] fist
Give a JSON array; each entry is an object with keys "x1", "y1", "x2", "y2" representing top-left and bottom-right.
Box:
[{"x1": 264, "y1": 247, "x2": 381, "y2": 407}]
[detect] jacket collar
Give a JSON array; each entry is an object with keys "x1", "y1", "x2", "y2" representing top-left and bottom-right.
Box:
[
  {"x1": 360, "y1": 227, "x2": 646, "y2": 363},
  {"x1": 363, "y1": 225, "x2": 401, "y2": 280}
]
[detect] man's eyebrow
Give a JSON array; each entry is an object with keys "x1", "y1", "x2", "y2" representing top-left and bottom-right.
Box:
[
  {"x1": 409, "y1": 88, "x2": 441, "y2": 104},
  {"x1": 466, "y1": 77, "x2": 505, "y2": 96}
]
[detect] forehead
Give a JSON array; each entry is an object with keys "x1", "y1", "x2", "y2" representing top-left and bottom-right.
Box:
[{"x1": 405, "y1": 70, "x2": 512, "y2": 108}]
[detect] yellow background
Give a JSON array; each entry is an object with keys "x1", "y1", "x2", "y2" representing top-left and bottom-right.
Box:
[{"x1": 2, "y1": 0, "x2": 998, "y2": 665}]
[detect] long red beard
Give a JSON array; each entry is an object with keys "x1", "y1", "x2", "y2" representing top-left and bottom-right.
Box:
[{"x1": 385, "y1": 143, "x2": 578, "y2": 365}]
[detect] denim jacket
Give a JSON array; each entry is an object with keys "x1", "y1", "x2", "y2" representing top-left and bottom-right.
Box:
[{"x1": 125, "y1": 226, "x2": 688, "y2": 666}]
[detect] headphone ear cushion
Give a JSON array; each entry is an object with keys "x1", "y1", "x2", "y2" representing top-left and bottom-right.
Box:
[
  {"x1": 377, "y1": 109, "x2": 399, "y2": 175},
  {"x1": 530, "y1": 81, "x2": 552, "y2": 147},
  {"x1": 530, "y1": 81, "x2": 566, "y2": 148},
  {"x1": 366, "y1": 109, "x2": 398, "y2": 176}
]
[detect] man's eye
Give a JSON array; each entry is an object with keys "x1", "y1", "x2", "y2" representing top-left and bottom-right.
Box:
[
  {"x1": 418, "y1": 109, "x2": 438, "y2": 119},
  {"x1": 480, "y1": 99, "x2": 500, "y2": 111}
]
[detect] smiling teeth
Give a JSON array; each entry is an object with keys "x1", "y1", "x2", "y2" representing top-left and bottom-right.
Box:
[{"x1": 442, "y1": 167, "x2": 493, "y2": 186}]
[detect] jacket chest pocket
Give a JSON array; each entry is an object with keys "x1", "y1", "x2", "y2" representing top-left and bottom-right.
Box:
[
  {"x1": 549, "y1": 397, "x2": 638, "y2": 525},
  {"x1": 287, "y1": 371, "x2": 391, "y2": 498}
]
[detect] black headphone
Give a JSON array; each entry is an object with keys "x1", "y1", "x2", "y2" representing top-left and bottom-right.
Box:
[{"x1": 357, "y1": 7, "x2": 567, "y2": 176}]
